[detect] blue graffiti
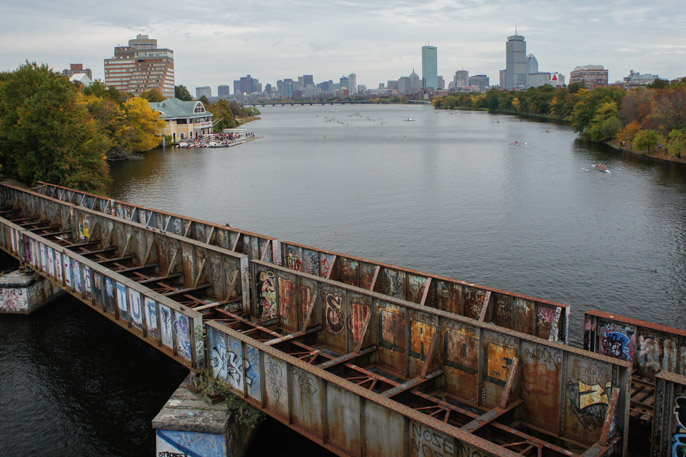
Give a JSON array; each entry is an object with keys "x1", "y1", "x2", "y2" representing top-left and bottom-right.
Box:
[
  {"x1": 672, "y1": 433, "x2": 686, "y2": 457},
  {"x1": 601, "y1": 331, "x2": 632, "y2": 360}
]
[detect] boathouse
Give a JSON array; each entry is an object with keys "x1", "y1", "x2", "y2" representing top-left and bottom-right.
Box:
[{"x1": 148, "y1": 97, "x2": 214, "y2": 142}]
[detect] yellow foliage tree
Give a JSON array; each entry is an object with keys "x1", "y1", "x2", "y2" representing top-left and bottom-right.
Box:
[
  {"x1": 512, "y1": 97, "x2": 522, "y2": 111},
  {"x1": 617, "y1": 120, "x2": 642, "y2": 145},
  {"x1": 123, "y1": 97, "x2": 165, "y2": 152}
]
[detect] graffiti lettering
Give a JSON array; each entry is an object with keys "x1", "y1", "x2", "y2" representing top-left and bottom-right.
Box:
[
  {"x1": 266, "y1": 358, "x2": 283, "y2": 402},
  {"x1": 522, "y1": 363, "x2": 558, "y2": 395},
  {"x1": 256, "y1": 271, "x2": 276, "y2": 318},
  {"x1": 278, "y1": 278, "x2": 295, "y2": 319},
  {"x1": 324, "y1": 293, "x2": 344, "y2": 334},
  {"x1": 293, "y1": 369, "x2": 317, "y2": 397},
  {"x1": 410, "y1": 422, "x2": 454, "y2": 457},
  {"x1": 286, "y1": 249, "x2": 303, "y2": 271},
  {"x1": 567, "y1": 379, "x2": 611, "y2": 430}
]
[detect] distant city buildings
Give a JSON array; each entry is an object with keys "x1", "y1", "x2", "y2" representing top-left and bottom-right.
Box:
[
  {"x1": 468, "y1": 75, "x2": 490, "y2": 92},
  {"x1": 233, "y1": 75, "x2": 261, "y2": 96},
  {"x1": 620, "y1": 70, "x2": 659, "y2": 88},
  {"x1": 569, "y1": 65, "x2": 608, "y2": 90},
  {"x1": 422, "y1": 45, "x2": 438, "y2": 90},
  {"x1": 104, "y1": 34, "x2": 174, "y2": 97},
  {"x1": 217, "y1": 85, "x2": 230, "y2": 99},
  {"x1": 348, "y1": 73, "x2": 357, "y2": 95},
  {"x1": 195, "y1": 86, "x2": 212, "y2": 99},
  {"x1": 453, "y1": 70, "x2": 469, "y2": 88}
]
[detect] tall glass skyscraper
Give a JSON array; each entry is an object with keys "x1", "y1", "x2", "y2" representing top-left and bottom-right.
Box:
[
  {"x1": 421, "y1": 45, "x2": 438, "y2": 90},
  {"x1": 505, "y1": 34, "x2": 527, "y2": 89}
]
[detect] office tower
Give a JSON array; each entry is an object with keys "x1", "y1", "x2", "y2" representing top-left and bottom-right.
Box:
[
  {"x1": 437, "y1": 76, "x2": 445, "y2": 90},
  {"x1": 348, "y1": 73, "x2": 357, "y2": 95},
  {"x1": 505, "y1": 33, "x2": 527, "y2": 89},
  {"x1": 233, "y1": 75, "x2": 261, "y2": 96},
  {"x1": 340, "y1": 76, "x2": 350, "y2": 94},
  {"x1": 422, "y1": 45, "x2": 438, "y2": 89},
  {"x1": 303, "y1": 75, "x2": 314, "y2": 87},
  {"x1": 569, "y1": 65, "x2": 609, "y2": 90},
  {"x1": 468, "y1": 75, "x2": 490, "y2": 92},
  {"x1": 218, "y1": 85, "x2": 230, "y2": 99},
  {"x1": 195, "y1": 86, "x2": 212, "y2": 99},
  {"x1": 526, "y1": 54, "x2": 538, "y2": 75},
  {"x1": 454, "y1": 70, "x2": 469, "y2": 88},
  {"x1": 104, "y1": 34, "x2": 174, "y2": 97}
]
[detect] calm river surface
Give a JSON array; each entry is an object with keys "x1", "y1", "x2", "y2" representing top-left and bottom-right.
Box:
[{"x1": 1, "y1": 104, "x2": 684, "y2": 455}]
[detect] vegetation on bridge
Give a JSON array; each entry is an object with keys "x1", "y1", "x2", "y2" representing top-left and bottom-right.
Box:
[
  {"x1": 433, "y1": 79, "x2": 686, "y2": 158},
  {"x1": 0, "y1": 63, "x2": 165, "y2": 192}
]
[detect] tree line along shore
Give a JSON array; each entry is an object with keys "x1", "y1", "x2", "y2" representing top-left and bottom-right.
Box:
[
  {"x1": 432, "y1": 80, "x2": 686, "y2": 163},
  {"x1": 0, "y1": 63, "x2": 260, "y2": 193}
]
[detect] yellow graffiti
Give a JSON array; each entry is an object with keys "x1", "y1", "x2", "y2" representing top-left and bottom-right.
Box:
[{"x1": 577, "y1": 380, "x2": 611, "y2": 410}]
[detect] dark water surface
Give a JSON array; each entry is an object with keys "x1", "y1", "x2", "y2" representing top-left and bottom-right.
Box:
[{"x1": 2, "y1": 104, "x2": 684, "y2": 455}]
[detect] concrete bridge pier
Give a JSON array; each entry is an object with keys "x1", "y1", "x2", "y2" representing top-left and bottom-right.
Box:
[
  {"x1": 0, "y1": 252, "x2": 64, "y2": 314},
  {"x1": 153, "y1": 374, "x2": 258, "y2": 457}
]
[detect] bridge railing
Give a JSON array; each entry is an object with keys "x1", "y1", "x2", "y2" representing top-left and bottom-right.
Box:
[
  {"x1": 246, "y1": 259, "x2": 631, "y2": 454},
  {"x1": 3, "y1": 183, "x2": 252, "y2": 309},
  {"x1": 0, "y1": 217, "x2": 206, "y2": 371},
  {"x1": 35, "y1": 182, "x2": 281, "y2": 264},
  {"x1": 281, "y1": 241, "x2": 570, "y2": 343},
  {"x1": 584, "y1": 310, "x2": 686, "y2": 380},
  {"x1": 30, "y1": 182, "x2": 571, "y2": 344}
]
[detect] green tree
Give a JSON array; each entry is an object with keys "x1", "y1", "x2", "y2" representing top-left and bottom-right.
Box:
[
  {"x1": 140, "y1": 88, "x2": 166, "y2": 102},
  {"x1": 667, "y1": 129, "x2": 686, "y2": 158},
  {"x1": 587, "y1": 102, "x2": 622, "y2": 142},
  {"x1": 633, "y1": 129, "x2": 662, "y2": 154},
  {"x1": 175, "y1": 85, "x2": 193, "y2": 101},
  {"x1": 207, "y1": 99, "x2": 236, "y2": 131},
  {"x1": 0, "y1": 63, "x2": 110, "y2": 191}
]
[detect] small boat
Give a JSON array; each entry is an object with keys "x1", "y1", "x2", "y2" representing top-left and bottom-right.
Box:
[
  {"x1": 403, "y1": 118, "x2": 415, "y2": 122},
  {"x1": 593, "y1": 163, "x2": 611, "y2": 173}
]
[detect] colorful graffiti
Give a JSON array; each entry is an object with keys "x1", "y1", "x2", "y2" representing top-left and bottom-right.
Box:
[
  {"x1": 598, "y1": 322, "x2": 636, "y2": 361},
  {"x1": 278, "y1": 278, "x2": 295, "y2": 319},
  {"x1": 0, "y1": 289, "x2": 27, "y2": 312},
  {"x1": 144, "y1": 297, "x2": 158, "y2": 336},
  {"x1": 286, "y1": 249, "x2": 303, "y2": 271},
  {"x1": 523, "y1": 362, "x2": 559, "y2": 395},
  {"x1": 71, "y1": 259, "x2": 82, "y2": 293},
  {"x1": 209, "y1": 328, "x2": 228, "y2": 380},
  {"x1": 227, "y1": 337, "x2": 245, "y2": 391},
  {"x1": 129, "y1": 290, "x2": 142, "y2": 328},
  {"x1": 638, "y1": 334, "x2": 679, "y2": 375},
  {"x1": 156, "y1": 429, "x2": 226, "y2": 457},
  {"x1": 256, "y1": 271, "x2": 276, "y2": 319},
  {"x1": 116, "y1": 281, "x2": 127, "y2": 319},
  {"x1": 379, "y1": 308, "x2": 406, "y2": 353},
  {"x1": 55, "y1": 252, "x2": 62, "y2": 283},
  {"x1": 567, "y1": 379, "x2": 611, "y2": 430},
  {"x1": 302, "y1": 250, "x2": 319, "y2": 276},
  {"x1": 320, "y1": 254, "x2": 334, "y2": 278},
  {"x1": 245, "y1": 344, "x2": 261, "y2": 401},
  {"x1": 83, "y1": 266, "x2": 92, "y2": 299},
  {"x1": 324, "y1": 293, "x2": 344, "y2": 334},
  {"x1": 673, "y1": 397, "x2": 686, "y2": 457}
]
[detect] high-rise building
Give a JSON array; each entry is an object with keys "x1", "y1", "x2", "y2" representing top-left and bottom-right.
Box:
[
  {"x1": 454, "y1": 70, "x2": 469, "y2": 88},
  {"x1": 505, "y1": 33, "x2": 527, "y2": 89},
  {"x1": 422, "y1": 45, "x2": 438, "y2": 90},
  {"x1": 195, "y1": 86, "x2": 212, "y2": 99},
  {"x1": 526, "y1": 54, "x2": 538, "y2": 75},
  {"x1": 233, "y1": 75, "x2": 261, "y2": 96},
  {"x1": 398, "y1": 76, "x2": 411, "y2": 94},
  {"x1": 303, "y1": 75, "x2": 314, "y2": 87},
  {"x1": 569, "y1": 65, "x2": 608, "y2": 90},
  {"x1": 104, "y1": 34, "x2": 174, "y2": 97},
  {"x1": 340, "y1": 76, "x2": 350, "y2": 92},
  {"x1": 468, "y1": 75, "x2": 490, "y2": 92},
  {"x1": 218, "y1": 85, "x2": 230, "y2": 99},
  {"x1": 348, "y1": 73, "x2": 357, "y2": 95},
  {"x1": 437, "y1": 76, "x2": 445, "y2": 90}
]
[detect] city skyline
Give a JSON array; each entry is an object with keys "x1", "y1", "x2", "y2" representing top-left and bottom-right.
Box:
[{"x1": 3, "y1": 0, "x2": 685, "y2": 90}]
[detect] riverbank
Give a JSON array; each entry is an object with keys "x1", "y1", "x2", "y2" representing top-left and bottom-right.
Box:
[{"x1": 605, "y1": 138, "x2": 686, "y2": 165}]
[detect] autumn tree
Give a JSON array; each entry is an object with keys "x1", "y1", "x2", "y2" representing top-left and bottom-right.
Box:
[
  {"x1": 122, "y1": 97, "x2": 165, "y2": 152},
  {"x1": 140, "y1": 88, "x2": 166, "y2": 102},
  {"x1": 208, "y1": 99, "x2": 236, "y2": 132},
  {"x1": 668, "y1": 129, "x2": 686, "y2": 158},
  {"x1": 0, "y1": 63, "x2": 110, "y2": 191}
]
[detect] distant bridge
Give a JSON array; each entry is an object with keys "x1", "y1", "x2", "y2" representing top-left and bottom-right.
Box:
[
  {"x1": 243, "y1": 100, "x2": 374, "y2": 107},
  {"x1": 0, "y1": 181, "x2": 647, "y2": 457}
]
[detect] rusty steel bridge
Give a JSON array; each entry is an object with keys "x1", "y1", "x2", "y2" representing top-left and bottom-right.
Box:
[{"x1": 1, "y1": 181, "x2": 684, "y2": 457}]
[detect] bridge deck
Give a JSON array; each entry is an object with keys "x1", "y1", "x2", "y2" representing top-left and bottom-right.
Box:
[{"x1": 0, "y1": 182, "x2": 634, "y2": 457}]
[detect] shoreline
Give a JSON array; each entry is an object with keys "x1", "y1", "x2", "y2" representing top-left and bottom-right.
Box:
[{"x1": 437, "y1": 106, "x2": 686, "y2": 166}]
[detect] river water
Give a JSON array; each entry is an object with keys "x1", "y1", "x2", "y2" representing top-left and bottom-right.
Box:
[{"x1": 1, "y1": 104, "x2": 684, "y2": 455}]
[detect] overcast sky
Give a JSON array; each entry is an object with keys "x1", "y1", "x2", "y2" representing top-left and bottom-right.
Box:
[{"x1": 3, "y1": 0, "x2": 685, "y2": 91}]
